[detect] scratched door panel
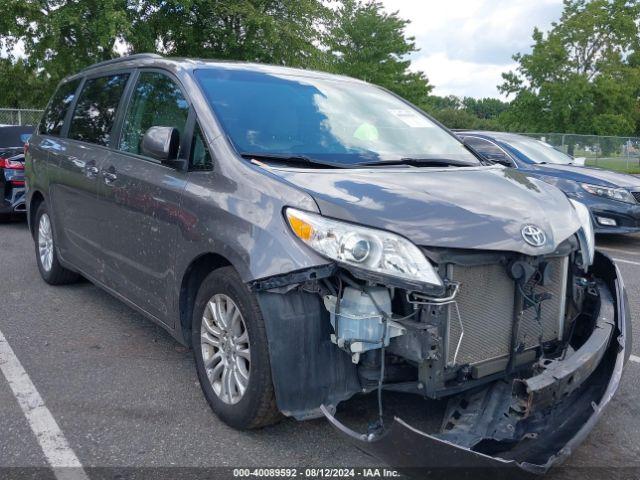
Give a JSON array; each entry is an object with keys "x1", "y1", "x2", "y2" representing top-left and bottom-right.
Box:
[{"x1": 95, "y1": 149, "x2": 186, "y2": 326}]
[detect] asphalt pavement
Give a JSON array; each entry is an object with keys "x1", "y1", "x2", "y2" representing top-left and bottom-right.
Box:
[{"x1": 1, "y1": 220, "x2": 639, "y2": 479}]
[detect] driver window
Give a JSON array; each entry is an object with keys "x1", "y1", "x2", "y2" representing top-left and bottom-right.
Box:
[
  {"x1": 119, "y1": 72, "x2": 189, "y2": 157},
  {"x1": 464, "y1": 137, "x2": 513, "y2": 165}
]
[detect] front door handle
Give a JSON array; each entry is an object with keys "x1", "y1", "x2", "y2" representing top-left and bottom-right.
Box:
[{"x1": 102, "y1": 170, "x2": 118, "y2": 185}]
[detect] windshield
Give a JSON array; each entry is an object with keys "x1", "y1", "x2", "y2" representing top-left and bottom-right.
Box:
[
  {"x1": 194, "y1": 68, "x2": 478, "y2": 166},
  {"x1": 505, "y1": 136, "x2": 574, "y2": 165}
]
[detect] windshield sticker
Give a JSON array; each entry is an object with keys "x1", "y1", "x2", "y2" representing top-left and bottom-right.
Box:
[
  {"x1": 353, "y1": 123, "x2": 380, "y2": 141},
  {"x1": 389, "y1": 109, "x2": 434, "y2": 128}
]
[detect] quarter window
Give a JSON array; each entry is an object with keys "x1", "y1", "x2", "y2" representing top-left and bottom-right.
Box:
[
  {"x1": 119, "y1": 72, "x2": 189, "y2": 157},
  {"x1": 190, "y1": 123, "x2": 213, "y2": 170},
  {"x1": 39, "y1": 79, "x2": 81, "y2": 136},
  {"x1": 68, "y1": 74, "x2": 130, "y2": 146}
]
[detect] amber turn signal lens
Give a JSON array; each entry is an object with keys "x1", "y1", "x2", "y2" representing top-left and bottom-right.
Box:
[{"x1": 288, "y1": 214, "x2": 314, "y2": 241}]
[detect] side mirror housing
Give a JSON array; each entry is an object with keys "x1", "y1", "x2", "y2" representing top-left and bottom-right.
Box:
[
  {"x1": 573, "y1": 156, "x2": 586, "y2": 166},
  {"x1": 141, "y1": 126, "x2": 187, "y2": 170}
]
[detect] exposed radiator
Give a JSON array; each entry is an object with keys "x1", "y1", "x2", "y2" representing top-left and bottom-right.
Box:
[{"x1": 446, "y1": 257, "x2": 569, "y2": 367}]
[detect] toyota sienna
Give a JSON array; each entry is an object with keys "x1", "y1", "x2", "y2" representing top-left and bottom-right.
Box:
[{"x1": 25, "y1": 54, "x2": 631, "y2": 473}]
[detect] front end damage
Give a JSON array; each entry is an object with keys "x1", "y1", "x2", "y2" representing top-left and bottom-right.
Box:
[{"x1": 253, "y1": 241, "x2": 630, "y2": 474}]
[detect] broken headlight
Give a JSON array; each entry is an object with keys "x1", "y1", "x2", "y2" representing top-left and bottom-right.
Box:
[
  {"x1": 285, "y1": 208, "x2": 443, "y2": 287},
  {"x1": 569, "y1": 199, "x2": 595, "y2": 267}
]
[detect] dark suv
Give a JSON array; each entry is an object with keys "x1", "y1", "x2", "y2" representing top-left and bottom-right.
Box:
[{"x1": 25, "y1": 54, "x2": 630, "y2": 473}]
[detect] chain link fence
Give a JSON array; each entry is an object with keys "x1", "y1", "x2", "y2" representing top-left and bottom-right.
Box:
[
  {"x1": 520, "y1": 132, "x2": 640, "y2": 174},
  {"x1": 0, "y1": 108, "x2": 44, "y2": 127}
]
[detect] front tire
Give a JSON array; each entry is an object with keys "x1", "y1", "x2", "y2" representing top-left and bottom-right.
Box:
[
  {"x1": 192, "y1": 267, "x2": 281, "y2": 429},
  {"x1": 34, "y1": 203, "x2": 79, "y2": 285}
]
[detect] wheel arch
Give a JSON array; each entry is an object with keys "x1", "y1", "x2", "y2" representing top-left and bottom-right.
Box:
[
  {"x1": 28, "y1": 190, "x2": 45, "y2": 238},
  {"x1": 178, "y1": 252, "x2": 232, "y2": 346}
]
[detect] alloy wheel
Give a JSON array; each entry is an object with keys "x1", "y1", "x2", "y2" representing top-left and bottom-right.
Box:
[
  {"x1": 201, "y1": 294, "x2": 251, "y2": 405},
  {"x1": 38, "y1": 213, "x2": 54, "y2": 272}
]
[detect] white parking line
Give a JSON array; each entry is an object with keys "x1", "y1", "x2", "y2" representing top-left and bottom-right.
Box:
[
  {"x1": 599, "y1": 246, "x2": 640, "y2": 256},
  {"x1": 631, "y1": 355, "x2": 640, "y2": 364},
  {"x1": 0, "y1": 328, "x2": 88, "y2": 480},
  {"x1": 612, "y1": 257, "x2": 640, "y2": 267}
]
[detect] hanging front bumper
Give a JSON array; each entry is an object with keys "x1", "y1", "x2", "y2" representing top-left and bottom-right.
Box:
[{"x1": 322, "y1": 252, "x2": 631, "y2": 475}]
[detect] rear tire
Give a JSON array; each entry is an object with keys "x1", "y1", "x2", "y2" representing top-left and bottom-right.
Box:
[
  {"x1": 34, "y1": 203, "x2": 79, "y2": 285},
  {"x1": 192, "y1": 267, "x2": 281, "y2": 429}
]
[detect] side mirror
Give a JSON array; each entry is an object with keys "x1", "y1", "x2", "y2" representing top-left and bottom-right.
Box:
[
  {"x1": 141, "y1": 126, "x2": 187, "y2": 170},
  {"x1": 573, "y1": 156, "x2": 586, "y2": 166}
]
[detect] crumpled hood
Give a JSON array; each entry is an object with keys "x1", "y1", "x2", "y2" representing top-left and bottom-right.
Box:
[
  {"x1": 536, "y1": 164, "x2": 640, "y2": 188},
  {"x1": 271, "y1": 165, "x2": 582, "y2": 256}
]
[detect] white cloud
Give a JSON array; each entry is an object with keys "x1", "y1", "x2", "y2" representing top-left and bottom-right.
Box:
[
  {"x1": 380, "y1": 0, "x2": 564, "y2": 98},
  {"x1": 413, "y1": 53, "x2": 517, "y2": 99},
  {"x1": 1, "y1": 39, "x2": 25, "y2": 59}
]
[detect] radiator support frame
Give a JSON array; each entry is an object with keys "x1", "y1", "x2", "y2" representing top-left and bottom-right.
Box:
[{"x1": 418, "y1": 254, "x2": 571, "y2": 399}]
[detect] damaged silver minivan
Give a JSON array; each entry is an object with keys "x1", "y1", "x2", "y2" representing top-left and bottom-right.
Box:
[{"x1": 26, "y1": 54, "x2": 631, "y2": 474}]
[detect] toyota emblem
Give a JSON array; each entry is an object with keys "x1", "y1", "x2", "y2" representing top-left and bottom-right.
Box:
[{"x1": 521, "y1": 225, "x2": 546, "y2": 247}]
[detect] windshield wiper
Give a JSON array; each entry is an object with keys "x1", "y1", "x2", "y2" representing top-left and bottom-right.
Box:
[
  {"x1": 356, "y1": 157, "x2": 477, "y2": 168},
  {"x1": 240, "y1": 152, "x2": 349, "y2": 169}
]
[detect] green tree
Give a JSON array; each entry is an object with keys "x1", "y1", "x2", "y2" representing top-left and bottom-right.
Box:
[
  {"x1": 462, "y1": 97, "x2": 510, "y2": 120},
  {"x1": 0, "y1": 0, "x2": 332, "y2": 107},
  {"x1": 326, "y1": 0, "x2": 432, "y2": 107},
  {"x1": 429, "y1": 108, "x2": 479, "y2": 130},
  {"x1": 0, "y1": 59, "x2": 51, "y2": 108},
  {"x1": 421, "y1": 95, "x2": 508, "y2": 131},
  {"x1": 0, "y1": 0, "x2": 132, "y2": 99},
  {"x1": 424, "y1": 95, "x2": 463, "y2": 111},
  {"x1": 0, "y1": 0, "x2": 493, "y2": 125},
  {"x1": 500, "y1": 0, "x2": 640, "y2": 135},
  {"x1": 128, "y1": 0, "x2": 331, "y2": 68},
  {"x1": 428, "y1": 106, "x2": 503, "y2": 131}
]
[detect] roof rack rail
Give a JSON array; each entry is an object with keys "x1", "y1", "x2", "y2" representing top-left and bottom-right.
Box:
[{"x1": 81, "y1": 53, "x2": 163, "y2": 72}]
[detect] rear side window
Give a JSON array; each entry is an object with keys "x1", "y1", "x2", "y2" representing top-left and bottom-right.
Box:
[
  {"x1": 68, "y1": 74, "x2": 130, "y2": 146},
  {"x1": 119, "y1": 72, "x2": 189, "y2": 156},
  {"x1": 39, "y1": 80, "x2": 80, "y2": 136}
]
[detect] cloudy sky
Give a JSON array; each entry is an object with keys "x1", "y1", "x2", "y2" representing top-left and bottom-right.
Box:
[{"x1": 380, "y1": 0, "x2": 564, "y2": 99}]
